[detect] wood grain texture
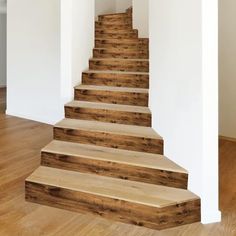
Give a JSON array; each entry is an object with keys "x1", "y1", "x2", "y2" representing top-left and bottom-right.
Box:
[
  {"x1": 89, "y1": 58, "x2": 149, "y2": 72},
  {"x1": 95, "y1": 29, "x2": 138, "y2": 39},
  {"x1": 95, "y1": 38, "x2": 149, "y2": 49},
  {"x1": 26, "y1": 180, "x2": 200, "y2": 231},
  {"x1": 74, "y1": 85, "x2": 149, "y2": 106},
  {"x1": 41, "y1": 153, "x2": 187, "y2": 189},
  {"x1": 65, "y1": 101, "x2": 151, "y2": 126},
  {"x1": 98, "y1": 17, "x2": 132, "y2": 25},
  {"x1": 98, "y1": 13, "x2": 130, "y2": 20},
  {"x1": 82, "y1": 71, "x2": 149, "y2": 88},
  {"x1": 0, "y1": 109, "x2": 235, "y2": 235},
  {"x1": 96, "y1": 22, "x2": 132, "y2": 30},
  {"x1": 0, "y1": 87, "x2": 6, "y2": 113},
  {"x1": 93, "y1": 48, "x2": 149, "y2": 59},
  {"x1": 54, "y1": 127, "x2": 163, "y2": 154},
  {"x1": 22, "y1": 7, "x2": 204, "y2": 232}
]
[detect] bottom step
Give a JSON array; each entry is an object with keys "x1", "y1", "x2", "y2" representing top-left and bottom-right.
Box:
[{"x1": 26, "y1": 166, "x2": 201, "y2": 230}]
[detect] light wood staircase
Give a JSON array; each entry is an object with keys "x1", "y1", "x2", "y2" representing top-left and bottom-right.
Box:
[{"x1": 25, "y1": 7, "x2": 201, "y2": 230}]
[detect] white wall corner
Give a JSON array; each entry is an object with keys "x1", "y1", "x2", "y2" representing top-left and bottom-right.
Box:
[{"x1": 201, "y1": 0, "x2": 221, "y2": 224}]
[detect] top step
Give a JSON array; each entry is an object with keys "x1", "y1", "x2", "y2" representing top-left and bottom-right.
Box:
[{"x1": 98, "y1": 13, "x2": 129, "y2": 20}]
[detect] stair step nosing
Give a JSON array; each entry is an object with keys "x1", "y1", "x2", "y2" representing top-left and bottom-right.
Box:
[
  {"x1": 75, "y1": 85, "x2": 149, "y2": 94},
  {"x1": 65, "y1": 101, "x2": 151, "y2": 114},
  {"x1": 54, "y1": 119, "x2": 162, "y2": 140},
  {"x1": 83, "y1": 70, "x2": 149, "y2": 75},
  {"x1": 27, "y1": 166, "x2": 198, "y2": 208},
  {"x1": 90, "y1": 58, "x2": 149, "y2": 62},
  {"x1": 42, "y1": 141, "x2": 188, "y2": 174}
]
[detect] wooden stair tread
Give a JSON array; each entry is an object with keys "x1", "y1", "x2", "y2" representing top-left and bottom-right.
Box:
[
  {"x1": 27, "y1": 166, "x2": 198, "y2": 208},
  {"x1": 90, "y1": 58, "x2": 149, "y2": 62},
  {"x1": 75, "y1": 85, "x2": 148, "y2": 94},
  {"x1": 55, "y1": 118, "x2": 162, "y2": 139},
  {"x1": 83, "y1": 70, "x2": 149, "y2": 75},
  {"x1": 95, "y1": 38, "x2": 148, "y2": 42},
  {"x1": 42, "y1": 140, "x2": 187, "y2": 174},
  {"x1": 99, "y1": 13, "x2": 127, "y2": 18},
  {"x1": 65, "y1": 101, "x2": 151, "y2": 114}
]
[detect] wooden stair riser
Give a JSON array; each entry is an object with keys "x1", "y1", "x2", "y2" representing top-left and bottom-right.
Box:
[
  {"x1": 98, "y1": 17, "x2": 132, "y2": 25},
  {"x1": 95, "y1": 30, "x2": 138, "y2": 39},
  {"x1": 95, "y1": 38, "x2": 148, "y2": 47},
  {"x1": 41, "y1": 152, "x2": 188, "y2": 189},
  {"x1": 82, "y1": 72, "x2": 149, "y2": 89},
  {"x1": 89, "y1": 60, "x2": 149, "y2": 73},
  {"x1": 93, "y1": 48, "x2": 149, "y2": 59},
  {"x1": 26, "y1": 182, "x2": 201, "y2": 230},
  {"x1": 53, "y1": 127, "x2": 164, "y2": 154},
  {"x1": 98, "y1": 13, "x2": 129, "y2": 21},
  {"x1": 64, "y1": 106, "x2": 151, "y2": 127},
  {"x1": 74, "y1": 88, "x2": 149, "y2": 106},
  {"x1": 96, "y1": 25, "x2": 132, "y2": 31}
]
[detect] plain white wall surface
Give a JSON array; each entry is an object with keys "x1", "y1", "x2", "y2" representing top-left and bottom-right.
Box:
[
  {"x1": 116, "y1": 0, "x2": 132, "y2": 12},
  {"x1": 0, "y1": 13, "x2": 6, "y2": 87},
  {"x1": 219, "y1": 0, "x2": 236, "y2": 138},
  {"x1": 61, "y1": 0, "x2": 94, "y2": 103},
  {"x1": 7, "y1": 0, "x2": 63, "y2": 124},
  {"x1": 133, "y1": 0, "x2": 149, "y2": 37},
  {"x1": 95, "y1": 0, "x2": 116, "y2": 18},
  {"x1": 0, "y1": 0, "x2": 6, "y2": 13},
  {"x1": 7, "y1": 0, "x2": 94, "y2": 124},
  {"x1": 149, "y1": 0, "x2": 220, "y2": 224}
]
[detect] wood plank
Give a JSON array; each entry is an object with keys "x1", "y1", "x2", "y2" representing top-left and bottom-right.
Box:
[
  {"x1": 25, "y1": 167, "x2": 200, "y2": 230},
  {"x1": 96, "y1": 22, "x2": 132, "y2": 30},
  {"x1": 65, "y1": 101, "x2": 151, "y2": 126},
  {"x1": 75, "y1": 85, "x2": 149, "y2": 106},
  {"x1": 95, "y1": 38, "x2": 148, "y2": 47},
  {"x1": 82, "y1": 70, "x2": 149, "y2": 88},
  {"x1": 89, "y1": 58, "x2": 149, "y2": 73},
  {"x1": 93, "y1": 48, "x2": 148, "y2": 59},
  {"x1": 95, "y1": 29, "x2": 138, "y2": 39},
  {"x1": 54, "y1": 119, "x2": 163, "y2": 154},
  {"x1": 41, "y1": 140, "x2": 188, "y2": 188}
]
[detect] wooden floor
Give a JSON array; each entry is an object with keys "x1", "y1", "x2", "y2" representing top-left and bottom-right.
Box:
[{"x1": 0, "y1": 92, "x2": 236, "y2": 235}]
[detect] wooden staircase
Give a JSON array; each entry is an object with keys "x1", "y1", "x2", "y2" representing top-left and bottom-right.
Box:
[{"x1": 25, "y1": 7, "x2": 201, "y2": 231}]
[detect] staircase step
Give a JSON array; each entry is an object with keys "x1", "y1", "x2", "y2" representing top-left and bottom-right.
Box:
[
  {"x1": 96, "y1": 22, "x2": 132, "y2": 30},
  {"x1": 41, "y1": 140, "x2": 188, "y2": 188},
  {"x1": 82, "y1": 70, "x2": 149, "y2": 88},
  {"x1": 89, "y1": 58, "x2": 149, "y2": 72},
  {"x1": 95, "y1": 29, "x2": 138, "y2": 39},
  {"x1": 95, "y1": 38, "x2": 148, "y2": 49},
  {"x1": 54, "y1": 119, "x2": 163, "y2": 154},
  {"x1": 74, "y1": 85, "x2": 149, "y2": 106},
  {"x1": 26, "y1": 166, "x2": 200, "y2": 230},
  {"x1": 93, "y1": 48, "x2": 148, "y2": 59},
  {"x1": 65, "y1": 101, "x2": 151, "y2": 126},
  {"x1": 98, "y1": 13, "x2": 129, "y2": 21},
  {"x1": 98, "y1": 16, "x2": 132, "y2": 25}
]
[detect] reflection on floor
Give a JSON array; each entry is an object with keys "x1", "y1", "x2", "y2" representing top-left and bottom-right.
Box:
[{"x1": 0, "y1": 87, "x2": 6, "y2": 113}]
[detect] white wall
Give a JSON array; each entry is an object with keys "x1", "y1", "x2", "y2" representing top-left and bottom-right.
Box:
[
  {"x1": 150, "y1": 0, "x2": 220, "y2": 224},
  {"x1": 61, "y1": 0, "x2": 94, "y2": 103},
  {"x1": 116, "y1": 0, "x2": 132, "y2": 12},
  {"x1": 219, "y1": 0, "x2": 236, "y2": 138},
  {"x1": 7, "y1": 0, "x2": 94, "y2": 124},
  {"x1": 95, "y1": 0, "x2": 116, "y2": 18},
  {"x1": 0, "y1": 13, "x2": 6, "y2": 87},
  {"x1": 133, "y1": 0, "x2": 149, "y2": 37},
  {"x1": 7, "y1": 0, "x2": 62, "y2": 124},
  {"x1": 95, "y1": 0, "x2": 132, "y2": 18}
]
